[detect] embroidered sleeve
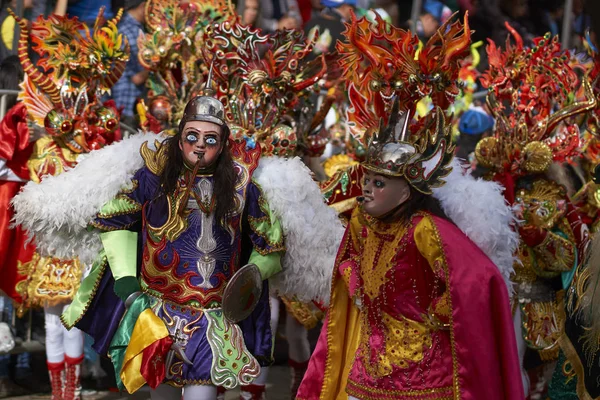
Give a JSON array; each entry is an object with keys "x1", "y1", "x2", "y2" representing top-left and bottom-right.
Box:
[
  {"x1": 243, "y1": 181, "x2": 285, "y2": 278},
  {"x1": 91, "y1": 167, "x2": 158, "y2": 232},
  {"x1": 413, "y1": 216, "x2": 451, "y2": 328}
]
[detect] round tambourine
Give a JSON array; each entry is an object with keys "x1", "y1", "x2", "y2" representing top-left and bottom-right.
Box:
[{"x1": 222, "y1": 264, "x2": 263, "y2": 323}]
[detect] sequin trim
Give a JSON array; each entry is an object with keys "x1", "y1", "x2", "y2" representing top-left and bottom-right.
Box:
[
  {"x1": 426, "y1": 215, "x2": 461, "y2": 398},
  {"x1": 346, "y1": 380, "x2": 454, "y2": 399}
]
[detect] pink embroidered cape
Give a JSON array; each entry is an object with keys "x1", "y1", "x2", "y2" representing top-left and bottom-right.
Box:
[{"x1": 297, "y1": 212, "x2": 524, "y2": 400}]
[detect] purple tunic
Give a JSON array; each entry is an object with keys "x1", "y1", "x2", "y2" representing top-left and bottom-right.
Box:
[{"x1": 82, "y1": 160, "x2": 283, "y2": 388}]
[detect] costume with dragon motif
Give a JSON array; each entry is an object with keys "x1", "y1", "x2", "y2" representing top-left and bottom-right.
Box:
[
  {"x1": 475, "y1": 23, "x2": 596, "y2": 396},
  {"x1": 297, "y1": 13, "x2": 524, "y2": 400},
  {"x1": 11, "y1": 12, "x2": 342, "y2": 400},
  {"x1": 0, "y1": 9, "x2": 128, "y2": 400},
  {"x1": 546, "y1": 32, "x2": 600, "y2": 400}
]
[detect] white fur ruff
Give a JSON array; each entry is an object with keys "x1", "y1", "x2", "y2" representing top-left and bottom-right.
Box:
[
  {"x1": 254, "y1": 157, "x2": 345, "y2": 304},
  {"x1": 12, "y1": 137, "x2": 343, "y2": 303},
  {"x1": 12, "y1": 133, "x2": 162, "y2": 264},
  {"x1": 432, "y1": 158, "x2": 519, "y2": 293}
]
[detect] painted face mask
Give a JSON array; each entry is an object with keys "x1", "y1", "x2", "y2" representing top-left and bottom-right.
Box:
[
  {"x1": 361, "y1": 170, "x2": 411, "y2": 218},
  {"x1": 179, "y1": 120, "x2": 223, "y2": 168}
]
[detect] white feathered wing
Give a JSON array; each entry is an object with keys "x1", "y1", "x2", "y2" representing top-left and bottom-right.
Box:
[
  {"x1": 431, "y1": 158, "x2": 518, "y2": 293},
  {"x1": 12, "y1": 136, "x2": 343, "y2": 303}
]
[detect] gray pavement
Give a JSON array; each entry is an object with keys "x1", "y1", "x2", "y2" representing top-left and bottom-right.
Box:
[{"x1": 5, "y1": 364, "x2": 292, "y2": 399}]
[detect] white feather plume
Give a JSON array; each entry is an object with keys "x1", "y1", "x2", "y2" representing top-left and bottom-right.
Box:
[
  {"x1": 253, "y1": 157, "x2": 345, "y2": 304},
  {"x1": 432, "y1": 158, "x2": 519, "y2": 293},
  {"x1": 12, "y1": 137, "x2": 344, "y2": 303},
  {"x1": 12, "y1": 133, "x2": 162, "y2": 264}
]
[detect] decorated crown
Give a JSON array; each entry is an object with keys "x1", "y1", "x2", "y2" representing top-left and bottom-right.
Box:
[
  {"x1": 12, "y1": 8, "x2": 129, "y2": 153},
  {"x1": 362, "y1": 97, "x2": 455, "y2": 194},
  {"x1": 475, "y1": 24, "x2": 596, "y2": 177}
]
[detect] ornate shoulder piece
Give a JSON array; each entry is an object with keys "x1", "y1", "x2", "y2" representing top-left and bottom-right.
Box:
[{"x1": 140, "y1": 139, "x2": 168, "y2": 176}]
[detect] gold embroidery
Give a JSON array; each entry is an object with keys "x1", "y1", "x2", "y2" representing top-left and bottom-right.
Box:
[
  {"x1": 61, "y1": 257, "x2": 108, "y2": 329},
  {"x1": 559, "y1": 334, "x2": 597, "y2": 400},
  {"x1": 426, "y1": 216, "x2": 461, "y2": 398},
  {"x1": 147, "y1": 185, "x2": 189, "y2": 243},
  {"x1": 140, "y1": 139, "x2": 168, "y2": 176},
  {"x1": 281, "y1": 296, "x2": 323, "y2": 330},
  {"x1": 346, "y1": 380, "x2": 454, "y2": 399},
  {"x1": 97, "y1": 195, "x2": 142, "y2": 219},
  {"x1": 121, "y1": 179, "x2": 139, "y2": 195},
  {"x1": 17, "y1": 253, "x2": 82, "y2": 310},
  {"x1": 359, "y1": 220, "x2": 407, "y2": 300},
  {"x1": 142, "y1": 239, "x2": 224, "y2": 308},
  {"x1": 89, "y1": 219, "x2": 137, "y2": 232},
  {"x1": 27, "y1": 136, "x2": 78, "y2": 183},
  {"x1": 520, "y1": 291, "x2": 565, "y2": 361},
  {"x1": 361, "y1": 311, "x2": 433, "y2": 378},
  {"x1": 430, "y1": 290, "x2": 452, "y2": 320}
]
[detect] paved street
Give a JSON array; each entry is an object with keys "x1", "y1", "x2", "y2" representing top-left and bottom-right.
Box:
[{"x1": 5, "y1": 364, "x2": 292, "y2": 399}]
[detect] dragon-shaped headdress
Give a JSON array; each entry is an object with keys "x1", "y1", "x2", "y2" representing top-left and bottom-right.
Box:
[
  {"x1": 137, "y1": 0, "x2": 236, "y2": 133},
  {"x1": 12, "y1": 8, "x2": 130, "y2": 152},
  {"x1": 201, "y1": 20, "x2": 326, "y2": 157},
  {"x1": 338, "y1": 11, "x2": 471, "y2": 121},
  {"x1": 339, "y1": 13, "x2": 467, "y2": 193},
  {"x1": 475, "y1": 23, "x2": 597, "y2": 177}
]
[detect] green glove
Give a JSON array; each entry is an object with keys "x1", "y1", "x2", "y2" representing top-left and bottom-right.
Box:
[
  {"x1": 113, "y1": 276, "x2": 141, "y2": 303},
  {"x1": 99, "y1": 230, "x2": 140, "y2": 303}
]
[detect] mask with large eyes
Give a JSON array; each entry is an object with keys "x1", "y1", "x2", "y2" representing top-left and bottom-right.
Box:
[
  {"x1": 93, "y1": 106, "x2": 119, "y2": 133},
  {"x1": 86, "y1": 105, "x2": 119, "y2": 150},
  {"x1": 44, "y1": 110, "x2": 89, "y2": 153}
]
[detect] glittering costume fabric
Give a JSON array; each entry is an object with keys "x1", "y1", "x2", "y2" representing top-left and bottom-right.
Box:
[
  {"x1": 297, "y1": 210, "x2": 524, "y2": 399},
  {"x1": 77, "y1": 142, "x2": 283, "y2": 388}
]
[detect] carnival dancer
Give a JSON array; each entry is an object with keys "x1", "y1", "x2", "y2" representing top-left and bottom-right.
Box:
[
  {"x1": 3, "y1": 9, "x2": 128, "y2": 400},
  {"x1": 296, "y1": 10, "x2": 526, "y2": 399},
  {"x1": 475, "y1": 25, "x2": 596, "y2": 396},
  {"x1": 546, "y1": 29, "x2": 600, "y2": 400},
  {"x1": 200, "y1": 20, "x2": 327, "y2": 399},
  {"x1": 81, "y1": 89, "x2": 285, "y2": 398},
  {"x1": 297, "y1": 96, "x2": 524, "y2": 400}
]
